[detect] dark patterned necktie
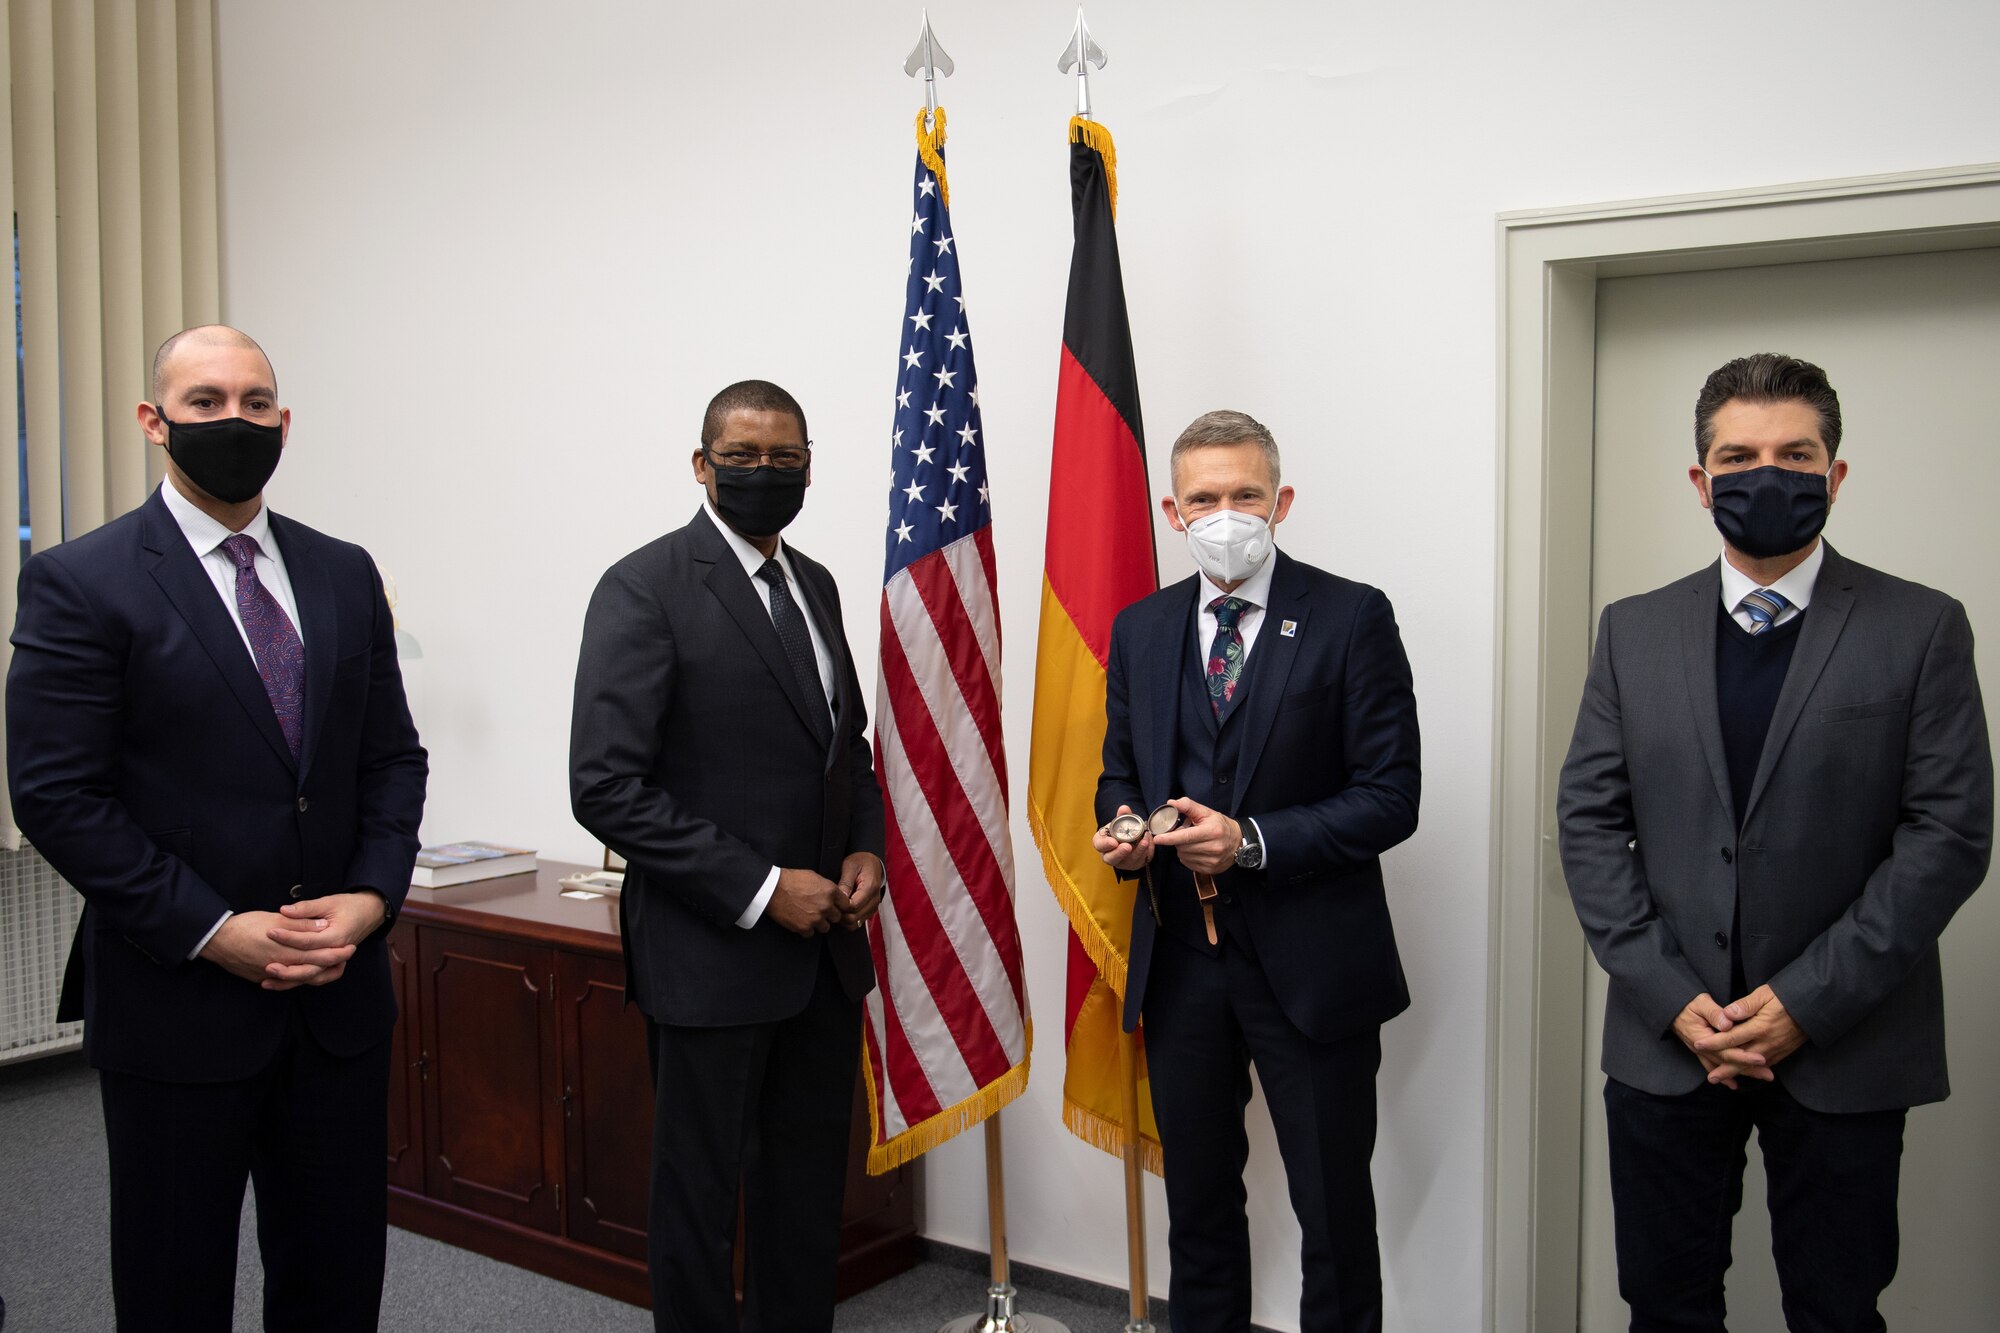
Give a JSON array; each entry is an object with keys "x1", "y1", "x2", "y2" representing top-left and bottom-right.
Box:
[
  {"x1": 221, "y1": 534, "x2": 305, "y2": 757},
  {"x1": 758, "y1": 558, "x2": 831, "y2": 740},
  {"x1": 1739, "y1": 587, "x2": 1791, "y2": 635},
  {"x1": 1206, "y1": 596, "x2": 1250, "y2": 718}
]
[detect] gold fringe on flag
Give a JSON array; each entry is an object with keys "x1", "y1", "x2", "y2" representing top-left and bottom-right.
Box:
[
  {"x1": 1063, "y1": 1098, "x2": 1165, "y2": 1177},
  {"x1": 915, "y1": 106, "x2": 950, "y2": 207},
  {"x1": 860, "y1": 1019, "x2": 1033, "y2": 1175},
  {"x1": 1027, "y1": 799, "x2": 1128, "y2": 999},
  {"x1": 1068, "y1": 116, "x2": 1118, "y2": 219}
]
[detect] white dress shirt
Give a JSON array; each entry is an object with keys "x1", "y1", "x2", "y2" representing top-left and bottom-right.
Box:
[
  {"x1": 1719, "y1": 539, "x2": 1823, "y2": 632},
  {"x1": 159, "y1": 482, "x2": 307, "y2": 957},
  {"x1": 705, "y1": 503, "x2": 837, "y2": 928},
  {"x1": 1191, "y1": 552, "x2": 1277, "y2": 859},
  {"x1": 160, "y1": 480, "x2": 306, "y2": 657}
]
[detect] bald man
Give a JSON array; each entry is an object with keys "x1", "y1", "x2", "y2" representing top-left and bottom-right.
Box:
[{"x1": 7, "y1": 326, "x2": 427, "y2": 1330}]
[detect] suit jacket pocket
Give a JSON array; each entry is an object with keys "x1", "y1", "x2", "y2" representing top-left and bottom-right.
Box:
[
  {"x1": 1818, "y1": 697, "x2": 1907, "y2": 725},
  {"x1": 1278, "y1": 685, "x2": 1330, "y2": 714}
]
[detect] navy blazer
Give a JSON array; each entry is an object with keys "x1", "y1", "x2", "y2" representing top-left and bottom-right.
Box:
[
  {"x1": 1096, "y1": 551, "x2": 1422, "y2": 1039},
  {"x1": 6, "y1": 487, "x2": 427, "y2": 1083},
  {"x1": 569, "y1": 507, "x2": 883, "y2": 1027}
]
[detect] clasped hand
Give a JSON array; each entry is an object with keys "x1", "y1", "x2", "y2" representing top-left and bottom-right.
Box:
[
  {"x1": 768, "y1": 853, "x2": 885, "y2": 937},
  {"x1": 1673, "y1": 985, "x2": 1807, "y2": 1089},
  {"x1": 1093, "y1": 797, "x2": 1241, "y2": 876},
  {"x1": 200, "y1": 891, "x2": 388, "y2": 991}
]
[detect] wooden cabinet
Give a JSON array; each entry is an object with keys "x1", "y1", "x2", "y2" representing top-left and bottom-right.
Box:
[{"x1": 385, "y1": 864, "x2": 916, "y2": 1309}]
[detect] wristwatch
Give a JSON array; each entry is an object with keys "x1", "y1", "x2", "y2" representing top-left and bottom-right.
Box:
[{"x1": 1233, "y1": 821, "x2": 1265, "y2": 870}]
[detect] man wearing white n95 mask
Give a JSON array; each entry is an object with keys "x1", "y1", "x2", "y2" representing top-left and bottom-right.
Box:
[{"x1": 1093, "y1": 410, "x2": 1422, "y2": 1332}]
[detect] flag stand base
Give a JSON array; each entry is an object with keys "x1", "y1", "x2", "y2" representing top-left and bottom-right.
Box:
[
  {"x1": 935, "y1": 1283, "x2": 1072, "y2": 1333},
  {"x1": 936, "y1": 1119, "x2": 1072, "y2": 1333}
]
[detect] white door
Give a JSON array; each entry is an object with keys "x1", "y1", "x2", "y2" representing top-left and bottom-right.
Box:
[{"x1": 1580, "y1": 246, "x2": 2000, "y2": 1331}]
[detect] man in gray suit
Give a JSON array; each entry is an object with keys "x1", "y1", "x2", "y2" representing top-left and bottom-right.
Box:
[{"x1": 1558, "y1": 353, "x2": 1991, "y2": 1332}]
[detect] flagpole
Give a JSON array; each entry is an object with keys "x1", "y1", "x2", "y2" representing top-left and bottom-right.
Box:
[
  {"x1": 906, "y1": 14, "x2": 1065, "y2": 1331},
  {"x1": 1052, "y1": 11, "x2": 1154, "y2": 1330},
  {"x1": 936, "y1": 1116, "x2": 1072, "y2": 1333},
  {"x1": 1118, "y1": 1030, "x2": 1155, "y2": 1332}
]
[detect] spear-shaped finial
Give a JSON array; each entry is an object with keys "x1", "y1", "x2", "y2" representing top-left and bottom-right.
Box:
[
  {"x1": 1056, "y1": 7, "x2": 1107, "y2": 119},
  {"x1": 903, "y1": 9, "x2": 955, "y2": 129}
]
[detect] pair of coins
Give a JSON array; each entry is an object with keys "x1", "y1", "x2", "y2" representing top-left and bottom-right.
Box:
[{"x1": 1104, "y1": 803, "x2": 1184, "y2": 845}]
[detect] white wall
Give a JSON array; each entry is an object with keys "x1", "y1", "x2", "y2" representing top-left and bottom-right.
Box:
[{"x1": 211, "y1": 3, "x2": 2000, "y2": 1327}]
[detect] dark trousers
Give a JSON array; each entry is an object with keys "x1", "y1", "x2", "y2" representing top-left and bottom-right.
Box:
[
  {"x1": 97, "y1": 1008, "x2": 390, "y2": 1333},
  {"x1": 1143, "y1": 929, "x2": 1384, "y2": 1333},
  {"x1": 644, "y1": 947, "x2": 861, "y2": 1333},
  {"x1": 1603, "y1": 1076, "x2": 1906, "y2": 1333}
]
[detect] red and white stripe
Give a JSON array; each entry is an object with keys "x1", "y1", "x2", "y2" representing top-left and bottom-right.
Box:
[{"x1": 864, "y1": 526, "x2": 1029, "y2": 1149}]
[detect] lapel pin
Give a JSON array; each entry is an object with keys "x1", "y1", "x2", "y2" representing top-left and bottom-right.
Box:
[{"x1": 1280, "y1": 620, "x2": 1298, "y2": 638}]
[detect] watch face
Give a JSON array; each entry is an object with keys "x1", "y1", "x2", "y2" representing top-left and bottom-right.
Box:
[{"x1": 1236, "y1": 838, "x2": 1263, "y2": 869}]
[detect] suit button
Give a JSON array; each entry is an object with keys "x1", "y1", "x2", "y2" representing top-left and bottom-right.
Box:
[
  {"x1": 289, "y1": 884, "x2": 304, "y2": 899},
  {"x1": 1216, "y1": 773, "x2": 1232, "y2": 785},
  {"x1": 1714, "y1": 931, "x2": 1729, "y2": 949},
  {"x1": 297, "y1": 797, "x2": 309, "y2": 813},
  {"x1": 1720, "y1": 847, "x2": 1733, "y2": 864}
]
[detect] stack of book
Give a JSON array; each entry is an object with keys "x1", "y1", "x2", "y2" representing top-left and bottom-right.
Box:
[{"x1": 410, "y1": 841, "x2": 538, "y2": 888}]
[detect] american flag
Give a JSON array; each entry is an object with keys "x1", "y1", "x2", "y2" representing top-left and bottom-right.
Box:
[{"x1": 860, "y1": 116, "x2": 1030, "y2": 1172}]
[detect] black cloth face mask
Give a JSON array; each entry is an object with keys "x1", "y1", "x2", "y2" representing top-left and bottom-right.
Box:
[
  {"x1": 1707, "y1": 464, "x2": 1830, "y2": 559},
  {"x1": 158, "y1": 408, "x2": 284, "y2": 504},
  {"x1": 711, "y1": 464, "x2": 809, "y2": 538}
]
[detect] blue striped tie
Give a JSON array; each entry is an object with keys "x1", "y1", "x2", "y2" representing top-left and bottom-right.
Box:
[{"x1": 1739, "y1": 587, "x2": 1791, "y2": 636}]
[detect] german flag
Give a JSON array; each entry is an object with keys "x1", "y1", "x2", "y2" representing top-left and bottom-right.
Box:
[{"x1": 1026, "y1": 116, "x2": 1162, "y2": 1174}]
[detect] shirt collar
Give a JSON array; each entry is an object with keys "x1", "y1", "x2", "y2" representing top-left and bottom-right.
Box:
[
  {"x1": 159, "y1": 480, "x2": 272, "y2": 560},
  {"x1": 705, "y1": 501, "x2": 793, "y2": 583},
  {"x1": 1196, "y1": 547, "x2": 1279, "y2": 614},
  {"x1": 1719, "y1": 539, "x2": 1824, "y2": 614}
]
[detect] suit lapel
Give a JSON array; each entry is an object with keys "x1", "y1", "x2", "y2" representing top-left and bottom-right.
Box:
[
  {"x1": 694, "y1": 509, "x2": 830, "y2": 747},
  {"x1": 1743, "y1": 545, "x2": 1854, "y2": 825},
  {"x1": 273, "y1": 514, "x2": 337, "y2": 781},
  {"x1": 141, "y1": 493, "x2": 297, "y2": 771},
  {"x1": 1228, "y1": 554, "x2": 1306, "y2": 815},
  {"x1": 1137, "y1": 580, "x2": 1192, "y2": 805},
  {"x1": 1677, "y1": 564, "x2": 1733, "y2": 821}
]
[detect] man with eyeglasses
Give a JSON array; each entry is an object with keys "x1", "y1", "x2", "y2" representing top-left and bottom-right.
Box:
[{"x1": 570, "y1": 379, "x2": 884, "y2": 1332}]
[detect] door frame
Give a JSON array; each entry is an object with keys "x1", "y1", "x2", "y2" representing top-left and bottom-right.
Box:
[{"x1": 1487, "y1": 162, "x2": 2000, "y2": 1333}]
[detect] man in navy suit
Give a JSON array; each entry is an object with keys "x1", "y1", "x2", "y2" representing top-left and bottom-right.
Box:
[
  {"x1": 7, "y1": 326, "x2": 427, "y2": 1331},
  {"x1": 1094, "y1": 410, "x2": 1421, "y2": 1333}
]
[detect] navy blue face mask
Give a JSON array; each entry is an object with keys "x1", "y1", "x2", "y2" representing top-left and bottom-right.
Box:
[{"x1": 1706, "y1": 465, "x2": 1830, "y2": 559}]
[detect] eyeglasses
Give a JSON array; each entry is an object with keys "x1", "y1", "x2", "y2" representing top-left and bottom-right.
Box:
[{"x1": 704, "y1": 443, "x2": 812, "y2": 472}]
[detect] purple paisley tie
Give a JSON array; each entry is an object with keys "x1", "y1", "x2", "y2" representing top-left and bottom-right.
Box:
[{"x1": 221, "y1": 533, "x2": 305, "y2": 757}]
